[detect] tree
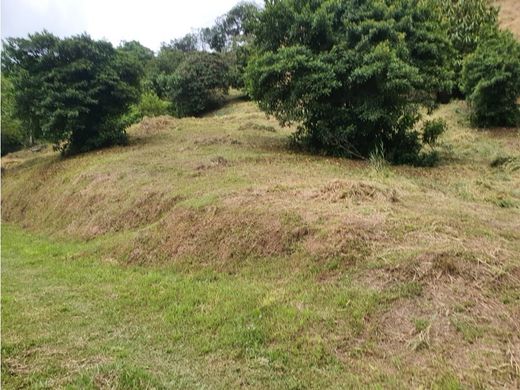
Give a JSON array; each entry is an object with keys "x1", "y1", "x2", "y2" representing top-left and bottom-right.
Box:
[
  {"x1": 1, "y1": 75, "x2": 24, "y2": 155},
  {"x1": 197, "y1": 1, "x2": 260, "y2": 88},
  {"x1": 118, "y1": 40, "x2": 155, "y2": 64},
  {"x1": 2, "y1": 32, "x2": 142, "y2": 155},
  {"x1": 430, "y1": 0, "x2": 499, "y2": 96},
  {"x1": 165, "y1": 52, "x2": 230, "y2": 117},
  {"x1": 2, "y1": 32, "x2": 59, "y2": 145},
  {"x1": 201, "y1": 1, "x2": 260, "y2": 53},
  {"x1": 166, "y1": 33, "x2": 200, "y2": 52},
  {"x1": 463, "y1": 31, "x2": 520, "y2": 127},
  {"x1": 246, "y1": 0, "x2": 451, "y2": 165},
  {"x1": 146, "y1": 45, "x2": 187, "y2": 98},
  {"x1": 438, "y1": 0, "x2": 499, "y2": 56}
]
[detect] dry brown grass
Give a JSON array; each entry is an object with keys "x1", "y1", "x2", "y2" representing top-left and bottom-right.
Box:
[{"x1": 496, "y1": 0, "x2": 520, "y2": 38}]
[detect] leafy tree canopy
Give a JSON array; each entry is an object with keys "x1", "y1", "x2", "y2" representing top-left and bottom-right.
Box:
[
  {"x1": 164, "y1": 33, "x2": 201, "y2": 53},
  {"x1": 202, "y1": 1, "x2": 260, "y2": 53},
  {"x1": 118, "y1": 40, "x2": 155, "y2": 64},
  {"x1": 2, "y1": 31, "x2": 142, "y2": 155},
  {"x1": 246, "y1": 0, "x2": 451, "y2": 165}
]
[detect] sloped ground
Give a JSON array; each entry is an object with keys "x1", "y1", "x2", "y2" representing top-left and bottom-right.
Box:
[
  {"x1": 2, "y1": 96, "x2": 519, "y2": 388},
  {"x1": 497, "y1": 0, "x2": 520, "y2": 38}
]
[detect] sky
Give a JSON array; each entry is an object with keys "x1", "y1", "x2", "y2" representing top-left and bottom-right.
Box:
[{"x1": 1, "y1": 0, "x2": 248, "y2": 51}]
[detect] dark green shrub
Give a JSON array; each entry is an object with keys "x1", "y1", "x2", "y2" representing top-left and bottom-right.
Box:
[
  {"x1": 246, "y1": 0, "x2": 452, "y2": 165},
  {"x1": 463, "y1": 31, "x2": 520, "y2": 127},
  {"x1": 1, "y1": 126, "x2": 24, "y2": 156},
  {"x1": 2, "y1": 32, "x2": 142, "y2": 156},
  {"x1": 165, "y1": 52, "x2": 230, "y2": 117},
  {"x1": 422, "y1": 119, "x2": 447, "y2": 147}
]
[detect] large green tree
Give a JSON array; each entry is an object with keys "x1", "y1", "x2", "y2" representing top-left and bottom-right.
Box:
[
  {"x1": 246, "y1": 0, "x2": 451, "y2": 164},
  {"x1": 2, "y1": 32, "x2": 142, "y2": 155}
]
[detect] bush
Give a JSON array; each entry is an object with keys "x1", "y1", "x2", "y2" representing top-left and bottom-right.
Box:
[
  {"x1": 122, "y1": 92, "x2": 171, "y2": 126},
  {"x1": 1, "y1": 126, "x2": 24, "y2": 156},
  {"x1": 138, "y1": 92, "x2": 171, "y2": 117},
  {"x1": 422, "y1": 119, "x2": 447, "y2": 147},
  {"x1": 165, "y1": 52, "x2": 230, "y2": 117},
  {"x1": 246, "y1": 0, "x2": 451, "y2": 165},
  {"x1": 463, "y1": 31, "x2": 520, "y2": 127},
  {"x1": 2, "y1": 32, "x2": 142, "y2": 156}
]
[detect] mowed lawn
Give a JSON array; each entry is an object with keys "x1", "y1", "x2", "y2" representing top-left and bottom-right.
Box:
[{"x1": 2, "y1": 224, "x2": 430, "y2": 389}]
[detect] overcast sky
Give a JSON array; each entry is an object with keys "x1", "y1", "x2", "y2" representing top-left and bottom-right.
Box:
[{"x1": 1, "y1": 0, "x2": 250, "y2": 51}]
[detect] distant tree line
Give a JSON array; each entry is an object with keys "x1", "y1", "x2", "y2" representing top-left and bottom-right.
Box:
[{"x1": 2, "y1": 0, "x2": 519, "y2": 164}]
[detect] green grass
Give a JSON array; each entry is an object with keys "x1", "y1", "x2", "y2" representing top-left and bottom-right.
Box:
[{"x1": 2, "y1": 225, "x2": 425, "y2": 388}]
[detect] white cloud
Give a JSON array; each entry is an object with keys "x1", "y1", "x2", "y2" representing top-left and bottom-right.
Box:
[{"x1": 1, "y1": 0, "x2": 245, "y2": 50}]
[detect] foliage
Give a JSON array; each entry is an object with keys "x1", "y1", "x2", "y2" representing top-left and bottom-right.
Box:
[
  {"x1": 2, "y1": 32, "x2": 142, "y2": 155},
  {"x1": 165, "y1": 33, "x2": 200, "y2": 52},
  {"x1": 123, "y1": 92, "x2": 171, "y2": 125},
  {"x1": 431, "y1": 0, "x2": 499, "y2": 94},
  {"x1": 118, "y1": 40, "x2": 155, "y2": 64},
  {"x1": 246, "y1": 0, "x2": 452, "y2": 165},
  {"x1": 462, "y1": 31, "x2": 520, "y2": 127},
  {"x1": 1, "y1": 127, "x2": 25, "y2": 156},
  {"x1": 142, "y1": 2, "x2": 259, "y2": 95},
  {"x1": 146, "y1": 46, "x2": 186, "y2": 98},
  {"x1": 1, "y1": 76, "x2": 25, "y2": 155},
  {"x1": 201, "y1": 1, "x2": 259, "y2": 53},
  {"x1": 137, "y1": 91, "x2": 171, "y2": 117},
  {"x1": 165, "y1": 52, "x2": 230, "y2": 117},
  {"x1": 422, "y1": 119, "x2": 447, "y2": 147},
  {"x1": 438, "y1": 0, "x2": 499, "y2": 56},
  {"x1": 200, "y1": 2, "x2": 260, "y2": 88}
]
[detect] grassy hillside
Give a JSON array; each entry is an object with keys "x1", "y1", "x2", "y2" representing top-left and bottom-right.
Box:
[
  {"x1": 496, "y1": 0, "x2": 520, "y2": 38},
  {"x1": 2, "y1": 96, "x2": 519, "y2": 388}
]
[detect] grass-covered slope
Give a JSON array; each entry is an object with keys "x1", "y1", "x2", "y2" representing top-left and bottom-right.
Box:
[
  {"x1": 497, "y1": 0, "x2": 520, "y2": 38},
  {"x1": 2, "y1": 97, "x2": 520, "y2": 388}
]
